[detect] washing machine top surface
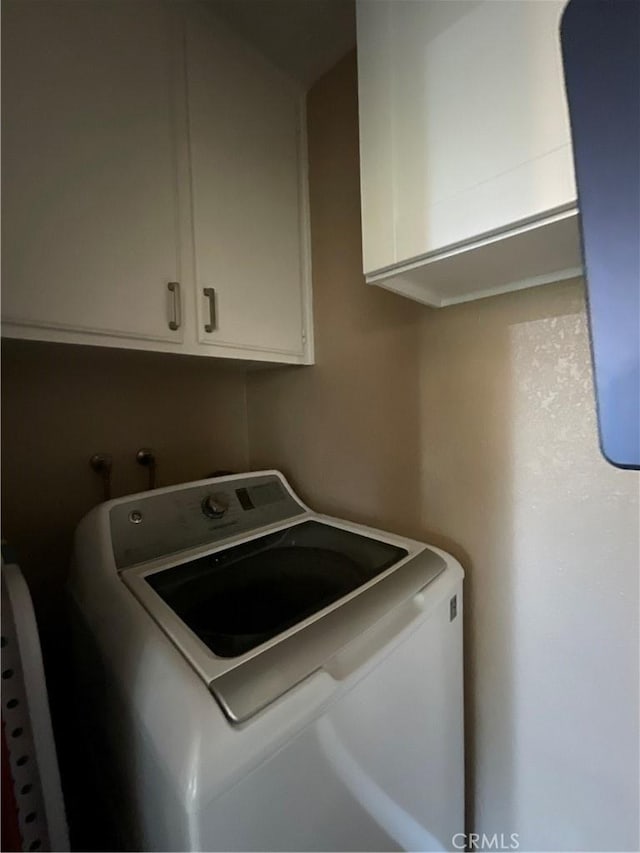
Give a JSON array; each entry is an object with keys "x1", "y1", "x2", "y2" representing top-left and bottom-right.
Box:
[
  {"x1": 146, "y1": 519, "x2": 408, "y2": 658},
  {"x1": 105, "y1": 472, "x2": 447, "y2": 722}
]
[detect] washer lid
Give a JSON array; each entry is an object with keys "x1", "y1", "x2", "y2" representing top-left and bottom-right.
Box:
[
  {"x1": 145, "y1": 520, "x2": 409, "y2": 658},
  {"x1": 208, "y1": 543, "x2": 446, "y2": 723}
]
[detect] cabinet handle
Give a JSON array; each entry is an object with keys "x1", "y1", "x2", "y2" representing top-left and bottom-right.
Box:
[
  {"x1": 203, "y1": 287, "x2": 216, "y2": 333},
  {"x1": 168, "y1": 281, "x2": 181, "y2": 331}
]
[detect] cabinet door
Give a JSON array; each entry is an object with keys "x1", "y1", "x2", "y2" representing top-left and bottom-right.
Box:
[
  {"x1": 185, "y1": 14, "x2": 307, "y2": 358},
  {"x1": 356, "y1": 0, "x2": 396, "y2": 274},
  {"x1": 2, "y1": 0, "x2": 183, "y2": 344},
  {"x1": 357, "y1": 0, "x2": 576, "y2": 274}
]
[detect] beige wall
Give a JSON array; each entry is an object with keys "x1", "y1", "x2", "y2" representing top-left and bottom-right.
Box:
[
  {"x1": 247, "y1": 54, "x2": 640, "y2": 851},
  {"x1": 1, "y1": 339, "x2": 248, "y2": 633}
]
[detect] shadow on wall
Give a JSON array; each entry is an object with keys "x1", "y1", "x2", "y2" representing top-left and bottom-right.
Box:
[
  {"x1": 1, "y1": 339, "x2": 250, "y2": 848},
  {"x1": 1, "y1": 339, "x2": 249, "y2": 629},
  {"x1": 246, "y1": 51, "x2": 426, "y2": 540},
  {"x1": 247, "y1": 51, "x2": 640, "y2": 852}
]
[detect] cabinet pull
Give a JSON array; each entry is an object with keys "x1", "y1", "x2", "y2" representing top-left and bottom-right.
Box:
[
  {"x1": 168, "y1": 281, "x2": 181, "y2": 331},
  {"x1": 203, "y1": 287, "x2": 216, "y2": 333}
]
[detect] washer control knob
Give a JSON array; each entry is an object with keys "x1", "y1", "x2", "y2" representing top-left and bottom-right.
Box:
[{"x1": 202, "y1": 493, "x2": 228, "y2": 519}]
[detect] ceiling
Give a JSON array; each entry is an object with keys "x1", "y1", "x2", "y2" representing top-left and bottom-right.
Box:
[{"x1": 208, "y1": 0, "x2": 356, "y2": 87}]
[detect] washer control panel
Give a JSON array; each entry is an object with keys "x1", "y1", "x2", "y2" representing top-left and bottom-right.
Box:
[{"x1": 110, "y1": 474, "x2": 305, "y2": 570}]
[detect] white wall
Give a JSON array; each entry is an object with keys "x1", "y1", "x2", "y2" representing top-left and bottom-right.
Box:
[{"x1": 418, "y1": 283, "x2": 639, "y2": 851}]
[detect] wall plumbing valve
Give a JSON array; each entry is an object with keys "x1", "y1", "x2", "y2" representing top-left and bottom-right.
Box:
[
  {"x1": 136, "y1": 448, "x2": 156, "y2": 491},
  {"x1": 89, "y1": 453, "x2": 113, "y2": 502}
]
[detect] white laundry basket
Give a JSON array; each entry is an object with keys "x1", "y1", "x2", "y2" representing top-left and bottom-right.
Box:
[{"x1": 1, "y1": 559, "x2": 69, "y2": 852}]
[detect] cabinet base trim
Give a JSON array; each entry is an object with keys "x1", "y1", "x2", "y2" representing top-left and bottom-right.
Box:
[
  {"x1": 1, "y1": 324, "x2": 312, "y2": 366},
  {"x1": 365, "y1": 208, "x2": 583, "y2": 308},
  {"x1": 372, "y1": 265, "x2": 584, "y2": 309},
  {"x1": 1, "y1": 316, "x2": 183, "y2": 345}
]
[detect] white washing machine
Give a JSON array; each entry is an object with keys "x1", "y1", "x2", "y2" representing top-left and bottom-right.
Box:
[{"x1": 69, "y1": 471, "x2": 464, "y2": 852}]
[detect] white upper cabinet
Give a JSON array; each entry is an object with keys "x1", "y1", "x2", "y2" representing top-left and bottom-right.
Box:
[
  {"x1": 2, "y1": 0, "x2": 183, "y2": 345},
  {"x1": 1, "y1": 1, "x2": 313, "y2": 364},
  {"x1": 357, "y1": 0, "x2": 582, "y2": 307},
  {"x1": 186, "y1": 12, "x2": 309, "y2": 359}
]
